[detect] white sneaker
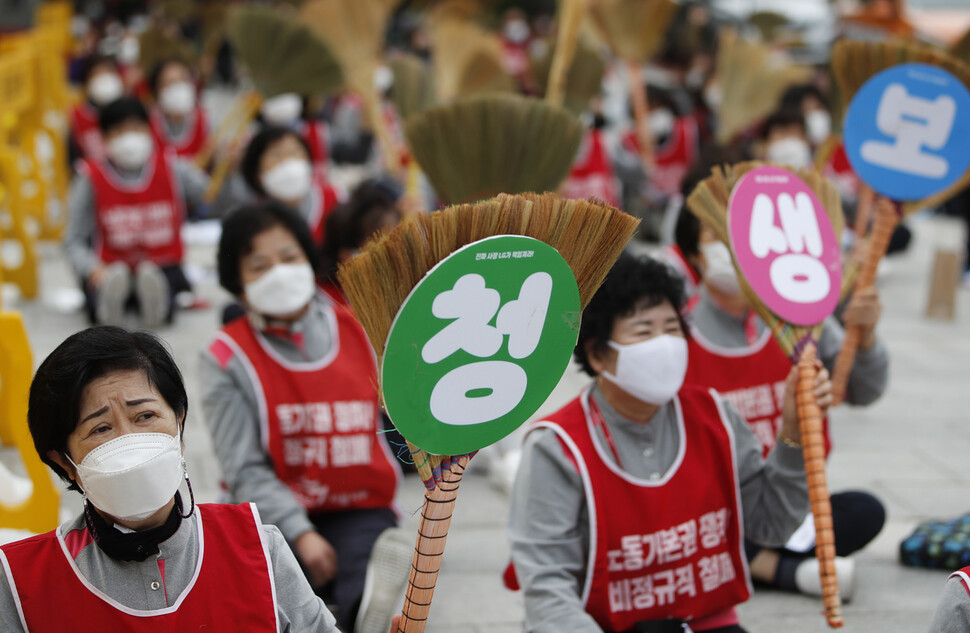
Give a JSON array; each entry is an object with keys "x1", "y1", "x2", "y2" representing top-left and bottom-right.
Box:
[
  {"x1": 135, "y1": 261, "x2": 170, "y2": 328},
  {"x1": 96, "y1": 262, "x2": 131, "y2": 326},
  {"x1": 355, "y1": 527, "x2": 414, "y2": 633},
  {"x1": 794, "y1": 556, "x2": 856, "y2": 603}
]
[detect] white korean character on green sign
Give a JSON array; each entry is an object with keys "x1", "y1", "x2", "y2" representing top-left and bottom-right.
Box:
[{"x1": 382, "y1": 235, "x2": 581, "y2": 455}]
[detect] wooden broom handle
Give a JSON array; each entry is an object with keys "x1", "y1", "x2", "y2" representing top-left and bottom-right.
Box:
[
  {"x1": 830, "y1": 197, "x2": 898, "y2": 405},
  {"x1": 796, "y1": 343, "x2": 843, "y2": 629},
  {"x1": 397, "y1": 454, "x2": 470, "y2": 633},
  {"x1": 627, "y1": 61, "x2": 654, "y2": 171}
]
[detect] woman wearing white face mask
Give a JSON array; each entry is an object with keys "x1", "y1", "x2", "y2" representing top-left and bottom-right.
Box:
[
  {"x1": 64, "y1": 98, "x2": 219, "y2": 328},
  {"x1": 508, "y1": 254, "x2": 821, "y2": 633},
  {"x1": 147, "y1": 59, "x2": 209, "y2": 161},
  {"x1": 69, "y1": 55, "x2": 126, "y2": 164},
  {"x1": 0, "y1": 326, "x2": 340, "y2": 632},
  {"x1": 201, "y1": 202, "x2": 407, "y2": 633},
  {"x1": 674, "y1": 199, "x2": 889, "y2": 601},
  {"x1": 241, "y1": 126, "x2": 343, "y2": 246}
]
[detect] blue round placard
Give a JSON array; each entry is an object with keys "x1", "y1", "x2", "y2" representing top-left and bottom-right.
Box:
[{"x1": 844, "y1": 63, "x2": 970, "y2": 201}]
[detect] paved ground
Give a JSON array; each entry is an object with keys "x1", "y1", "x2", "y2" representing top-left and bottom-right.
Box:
[{"x1": 2, "y1": 196, "x2": 969, "y2": 631}]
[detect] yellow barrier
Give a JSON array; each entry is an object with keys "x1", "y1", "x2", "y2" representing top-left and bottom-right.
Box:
[
  {"x1": 0, "y1": 311, "x2": 59, "y2": 533},
  {"x1": 0, "y1": 47, "x2": 40, "y2": 299}
]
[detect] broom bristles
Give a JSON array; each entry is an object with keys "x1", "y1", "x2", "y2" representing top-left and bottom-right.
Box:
[
  {"x1": 388, "y1": 54, "x2": 436, "y2": 121},
  {"x1": 715, "y1": 29, "x2": 813, "y2": 143},
  {"x1": 587, "y1": 0, "x2": 678, "y2": 62},
  {"x1": 535, "y1": 32, "x2": 607, "y2": 115},
  {"x1": 227, "y1": 6, "x2": 344, "y2": 97},
  {"x1": 430, "y1": 13, "x2": 512, "y2": 103},
  {"x1": 338, "y1": 193, "x2": 639, "y2": 358},
  {"x1": 404, "y1": 94, "x2": 585, "y2": 205},
  {"x1": 686, "y1": 162, "x2": 843, "y2": 355}
]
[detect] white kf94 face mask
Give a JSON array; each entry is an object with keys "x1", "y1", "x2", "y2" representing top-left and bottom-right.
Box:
[
  {"x1": 244, "y1": 262, "x2": 316, "y2": 318},
  {"x1": 700, "y1": 241, "x2": 742, "y2": 296},
  {"x1": 68, "y1": 431, "x2": 185, "y2": 522},
  {"x1": 261, "y1": 158, "x2": 313, "y2": 202},
  {"x1": 602, "y1": 335, "x2": 689, "y2": 406},
  {"x1": 158, "y1": 81, "x2": 196, "y2": 116}
]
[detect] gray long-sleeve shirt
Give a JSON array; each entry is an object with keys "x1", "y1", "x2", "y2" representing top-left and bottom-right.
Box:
[
  {"x1": 63, "y1": 157, "x2": 214, "y2": 279},
  {"x1": 508, "y1": 383, "x2": 809, "y2": 633},
  {"x1": 199, "y1": 296, "x2": 336, "y2": 544},
  {"x1": 0, "y1": 508, "x2": 337, "y2": 632},
  {"x1": 929, "y1": 574, "x2": 970, "y2": 633},
  {"x1": 689, "y1": 288, "x2": 889, "y2": 407}
]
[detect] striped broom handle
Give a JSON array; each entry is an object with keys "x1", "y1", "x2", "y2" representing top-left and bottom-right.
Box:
[
  {"x1": 796, "y1": 343, "x2": 843, "y2": 628},
  {"x1": 397, "y1": 454, "x2": 471, "y2": 633},
  {"x1": 830, "y1": 197, "x2": 898, "y2": 405}
]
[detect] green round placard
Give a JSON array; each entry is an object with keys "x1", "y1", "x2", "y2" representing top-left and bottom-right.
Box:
[{"x1": 381, "y1": 235, "x2": 581, "y2": 455}]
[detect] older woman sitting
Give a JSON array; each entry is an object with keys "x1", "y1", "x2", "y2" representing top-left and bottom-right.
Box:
[{"x1": 0, "y1": 326, "x2": 341, "y2": 631}]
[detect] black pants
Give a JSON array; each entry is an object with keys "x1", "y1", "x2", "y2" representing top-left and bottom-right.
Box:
[
  {"x1": 82, "y1": 264, "x2": 189, "y2": 324},
  {"x1": 745, "y1": 490, "x2": 886, "y2": 561},
  {"x1": 302, "y1": 506, "x2": 397, "y2": 632}
]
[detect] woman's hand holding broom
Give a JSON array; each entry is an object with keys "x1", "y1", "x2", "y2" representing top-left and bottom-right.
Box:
[{"x1": 779, "y1": 360, "x2": 833, "y2": 445}]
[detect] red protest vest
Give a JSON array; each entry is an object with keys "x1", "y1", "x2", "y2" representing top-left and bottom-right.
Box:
[
  {"x1": 531, "y1": 386, "x2": 751, "y2": 631},
  {"x1": 84, "y1": 148, "x2": 185, "y2": 269},
  {"x1": 150, "y1": 107, "x2": 209, "y2": 160},
  {"x1": 623, "y1": 117, "x2": 699, "y2": 197},
  {"x1": 301, "y1": 119, "x2": 330, "y2": 177},
  {"x1": 950, "y1": 567, "x2": 970, "y2": 597},
  {"x1": 307, "y1": 177, "x2": 342, "y2": 246},
  {"x1": 209, "y1": 299, "x2": 399, "y2": 513},
  {"x1": 684, "y1": 324, "x2": 832, "y2": 458},
  {"x1": 560, "y1": 129, "x2": 620, "y2": 207},
  {"x1": 70, "y1": 103, "x2": 106, "y2": 163},
  {"x1": 0, "y1": 503, "x2": 278, "y2": 632}
]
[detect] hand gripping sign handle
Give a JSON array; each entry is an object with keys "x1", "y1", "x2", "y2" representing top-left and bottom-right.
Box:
[
  {"x1": 797, "y1": 343, "x2": 843, "y2": 629},
  {"x1": 398, "y1": 453, "x2": 472, "y2": 633},
  {"x1": 830, "y1": 197, "x2": 899, "y2": 405}
]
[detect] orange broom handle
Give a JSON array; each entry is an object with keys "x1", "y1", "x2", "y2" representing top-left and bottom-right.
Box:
[
  {"x1": 627, "y1": 61, "x2": 655, "y2": 171},
  {"x1": 830, "y1": 197, "x2": 898, "y2": 405},
  {"x1": 397, "y1": 454, "x2": 471, "y2": 633},
  {"x1": 796, "y1": 343, "x2": 843, "y2": 628}
]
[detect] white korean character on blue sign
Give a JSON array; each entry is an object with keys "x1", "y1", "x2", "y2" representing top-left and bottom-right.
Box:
[{"x1": 844, "y1": 63, "x2": 970, "y2": 201}]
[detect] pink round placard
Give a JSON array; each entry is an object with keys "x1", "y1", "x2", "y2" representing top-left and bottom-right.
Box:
[{"x1": 728, "y1": 166, "x2": 842, "y2": 326}]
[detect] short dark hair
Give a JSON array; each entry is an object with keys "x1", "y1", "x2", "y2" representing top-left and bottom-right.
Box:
[
  {"x1": 28, "y1": 327, "x2": 188, "y2": 491},
  {"x1": 218, "y1": 200, "x2": 320, "y2": 296},
  {"x1": 240, "y1": 126, "x2": 312, "y2": 197},
  {"x1": 321, "y1": 180, "x2": 400, "y2": 281},
  {"x1": 575, "y1": 253, "x2": 689, "y2": 377},
  {"x1": 780, "y1": 83, "x2": 830, "y2": 113},
  {"x1": 81, "y1": 53, "x2": 118, "y2": 85},
  {"x1": 98, "y1": 96, "x2": 150, "y2": 134},
  {"x1": 148, "y1": 57, "x2": 192, "y2": 98},
  {"x1": 759, "y1": 108, "x2": 806, "y2": 141}
]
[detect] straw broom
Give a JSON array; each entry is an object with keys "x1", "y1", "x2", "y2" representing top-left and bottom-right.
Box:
[
  {"x1": 403, "y1": 94, "x2": 585, "y2": 205},
  {"x1": 534, "y1": 31, "x2": 606, "y2": 115},
  {"x1": 301, "y1": 0, "x2": 404, "y2": 175},
  {"x1": 714, "y1": 29, "x2": 813, "y2": 144},
  {"x1": 545, "y1": 0, "x2": 588, "y2": 107},
  {"x1": 137, "y1": 26, "x2": 196, "y2": 78},
  {"x1": 828, "y1": 39, "x2": 970, "y2": 404},
  {"x1": 388, "y1": 54, "x2": 436, "y2": 122},
  {"x1": 429, "y1": 11, "x2": 515, "y2": 103},
  {"x1": 201, "y1": 6, "x2": 345, "y2": 201},
  {"x1": 338, "y1": 192, "x2": 639, "y2": 633},
  {"x1": 687, "y1": 161, "x2": 845, "y2": 628},
  {"x1": 587, "y1": 0, "x2": 678, "y2": 167},
  {"x1": 951, "y1": 25, "x2": 970, "y2": 66}
]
